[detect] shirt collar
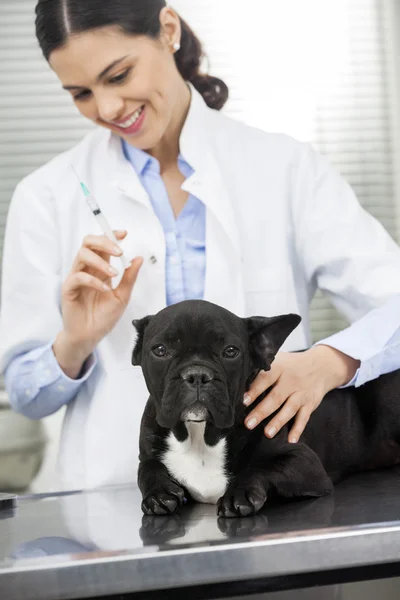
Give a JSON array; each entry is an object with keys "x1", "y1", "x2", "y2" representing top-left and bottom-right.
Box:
[
  {"x1": 122, "y1": 139, "x2": 194, "y2": 177},
  {"x1": 121, "y1": 140, "x2": 153, "y2": 176}
]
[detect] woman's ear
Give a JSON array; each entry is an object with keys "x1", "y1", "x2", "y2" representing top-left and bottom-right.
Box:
[
  {"x1": 159, "y1": 6, "x2": 181, "y2": 51},
  {"x1": 132, "y1": 316, "x2": 153, "y2": 366},
  {"x1": 245, "y1": 314, "x2": 302, "y2": 370}
]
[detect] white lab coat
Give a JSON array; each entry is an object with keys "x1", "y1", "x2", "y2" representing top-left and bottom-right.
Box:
[{"x1": 1, "y1": 87, "x2": 400, "y2": 489}]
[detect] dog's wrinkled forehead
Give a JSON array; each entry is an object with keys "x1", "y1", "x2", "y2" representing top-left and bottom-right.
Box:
[{"x1": 144, "y1": 301, "x2": 243, "y2": 347}]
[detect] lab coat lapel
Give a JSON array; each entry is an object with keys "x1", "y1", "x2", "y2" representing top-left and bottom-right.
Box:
[
  {"x1": 183, "y1": 156, "x2": 245, "y2": 316},
  {"x1": 181, "y1": 87, "x2": 245, "y2": 316},
  {"x1": 107, "y1": 133, "x2": 152, "y2": 210}
]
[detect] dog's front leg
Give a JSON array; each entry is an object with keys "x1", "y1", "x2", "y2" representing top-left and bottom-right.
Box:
[
  {"x1": 218, "y1": 443, "x2": 333, "y2": 518},
  {"x1": 139, "y1": 458, "x2": 186, "y2": 516}
]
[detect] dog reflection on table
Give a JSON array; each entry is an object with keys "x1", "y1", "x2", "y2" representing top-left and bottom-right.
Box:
[
  {"x1": 139, "y1": 495, "x2": 336, "y2": 546},
  {"x1": 140, "y1": 503, "x2": 270, "y2": 546},
  {"x1": 132, "y1": 300, "x2": 400, "y2": 518}
]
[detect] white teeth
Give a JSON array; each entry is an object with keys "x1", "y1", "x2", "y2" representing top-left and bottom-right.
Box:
[{"x1": 116, "y1": 106, "x2": 143, "y2": 129}]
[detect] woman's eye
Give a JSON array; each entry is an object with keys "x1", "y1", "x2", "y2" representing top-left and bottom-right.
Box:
[
  {"x1": 72, "y1": 69, "x2": 131, "y2": 102},
  {"x1": 152, "y1": 345, "x2": 167, "y2": 357},
  {"x1": 73, "y1": 90, "x2": 92, "y2": 101},
  {"x1": 222, "y1": 346, "x2": 240, "y2": 359},
  {"x1": 109, "y1": 69, "x2": 130, "y2": 84}
]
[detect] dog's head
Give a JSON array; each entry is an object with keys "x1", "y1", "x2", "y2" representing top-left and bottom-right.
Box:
[{"x1": 132, "y1": 300, "x2": 301, "y2": 431}]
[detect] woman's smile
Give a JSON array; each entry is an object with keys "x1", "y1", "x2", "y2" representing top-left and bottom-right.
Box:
[{"x1": 105, "y1": 105, "x2": 146, "y2": 135}]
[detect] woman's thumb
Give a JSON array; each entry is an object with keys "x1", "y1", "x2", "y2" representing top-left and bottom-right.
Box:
[{"x1": 115, "y1": 257, "x2": 143, "y2": 303}]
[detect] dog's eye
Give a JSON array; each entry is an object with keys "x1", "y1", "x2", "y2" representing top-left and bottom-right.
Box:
[
  {"x1": 152, "y1": 344, "x2": 167, "y2": 357},
  {"x1": 223, "y1": 346, "x2": 240, "y2": 359}
]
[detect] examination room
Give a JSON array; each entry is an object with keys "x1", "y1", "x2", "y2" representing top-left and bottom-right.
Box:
[{"x1": 2, "y1": 0, "x2": 400, "y2": 598}]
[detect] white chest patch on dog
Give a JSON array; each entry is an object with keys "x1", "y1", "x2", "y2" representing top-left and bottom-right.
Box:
[{"x1": 162, "y1": 422, "x2": 228, "y2": 505}]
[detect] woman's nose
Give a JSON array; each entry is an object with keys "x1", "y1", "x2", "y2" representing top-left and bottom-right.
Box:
[{"x1": 96, "y1": 95, "x2": 125, "y2": 124}]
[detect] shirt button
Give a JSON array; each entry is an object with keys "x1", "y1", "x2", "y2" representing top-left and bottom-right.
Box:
[
  {"x1": 150, "y1": 255, "x2": 157, "y2": 265},
  {"x1": 25, "y1": 389, "x2": 31, "y2": 397},
  {"x1": 57, "y1": 384, "x2": 65, "y2": 392},
  {"x1": 170, "y1": 256, "x2": 180, "y2": 265}
]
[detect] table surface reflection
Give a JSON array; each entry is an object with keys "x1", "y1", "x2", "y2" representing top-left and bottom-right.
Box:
[{"x1": 1, "y1": 467, "x2": 400, "y2": 599}]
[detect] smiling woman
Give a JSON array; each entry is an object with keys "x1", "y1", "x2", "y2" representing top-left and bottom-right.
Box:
[
  {"x1": 35, "y1": 0, "x2": 228, "y2": 151},
  {"x1": 2, "y1": 0, "x2": 400, "y2": 493}
]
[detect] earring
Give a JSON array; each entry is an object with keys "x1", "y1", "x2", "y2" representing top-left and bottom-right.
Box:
[{"x1": 173, "y1": 42, "x2": 181, "y2": 51}]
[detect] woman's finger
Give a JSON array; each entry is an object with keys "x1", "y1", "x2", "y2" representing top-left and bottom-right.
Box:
[
  {"x1": 96, "y1": 230, "x2": 128, "y2": 263},
  {"x1": 245, "y1": 385, "x2": 291, "y2": 430},
  {"x1": 243, "y1": 367, "x2": 280, "y2": 407},
  {"x1": 79, "y1": 231, "x2": 127, "y2": 264},
  {"x1": 114, "y1": 257, "x2": 144, "y2": 304},
  {"x1": 72, "y1": 246, "x2": 120, "y2": 280},
  {"x1": 63, "y1": 271, "x2": 112, "y2": 295},
  {"x1": 263, "y1": 392, "x2": 304, "y2": 439},
  {"x1": 288, "y1": 406, "x2": 312, "y2": 444}
]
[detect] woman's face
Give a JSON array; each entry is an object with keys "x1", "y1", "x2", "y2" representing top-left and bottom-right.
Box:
[{"x1": 49, "y1": 13, "x2": 188, "y2": 151}]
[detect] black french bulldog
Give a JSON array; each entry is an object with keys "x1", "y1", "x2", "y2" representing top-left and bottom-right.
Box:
[{"x1": 133, "y1": 300, "x2": 400, "y2": 518}]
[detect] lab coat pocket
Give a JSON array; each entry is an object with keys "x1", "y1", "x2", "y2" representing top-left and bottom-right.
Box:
[{"x1": 243, "y1": 265, "x2": 298, "y2": 316}]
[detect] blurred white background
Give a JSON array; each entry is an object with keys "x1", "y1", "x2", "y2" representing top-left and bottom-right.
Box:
[{"x1": 0, "y1": 0, "x2": 399, "y2": 491}]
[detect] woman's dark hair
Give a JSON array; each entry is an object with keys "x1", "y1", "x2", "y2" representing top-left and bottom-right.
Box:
[{"x1": 35, "y1": 0, "x2": 228, "y2": 110}]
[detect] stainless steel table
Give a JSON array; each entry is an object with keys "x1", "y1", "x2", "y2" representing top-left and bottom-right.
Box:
[{"x1": 1, "y1": 468, "x2": 400, "y2": 599}]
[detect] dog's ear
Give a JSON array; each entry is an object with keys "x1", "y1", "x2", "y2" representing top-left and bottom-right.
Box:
[
  {"x1": 132, "y1": 316, "x2": 153, "y2": 366},
  {"x1": 245, "y1": 314, "x2": 302, "y2": 370}
]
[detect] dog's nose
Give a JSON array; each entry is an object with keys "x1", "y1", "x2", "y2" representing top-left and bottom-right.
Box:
[{"x1": 180, "y1": 365, "x2": 214, "y2": 386}]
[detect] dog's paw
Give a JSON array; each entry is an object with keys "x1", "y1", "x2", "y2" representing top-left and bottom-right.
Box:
[
  {"x1": 217, "y1": 487, "x2": 267, "y2": 518},
  {"x1": 141, "y1": 482, "x2": 186, "y2": 516}
]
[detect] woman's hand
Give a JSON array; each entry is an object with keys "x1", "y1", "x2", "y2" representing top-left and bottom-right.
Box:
[
  {"x1": 243, "y1": 346, "x2": 360, "y2": 443},
  {"x1": 53, "y1": 230, "x2": 143, "y2": 378}
]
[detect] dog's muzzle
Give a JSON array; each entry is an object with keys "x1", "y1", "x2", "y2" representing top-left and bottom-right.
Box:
[{"x1": 179, "y1": 365, "x2": 214, "y2": 422}]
